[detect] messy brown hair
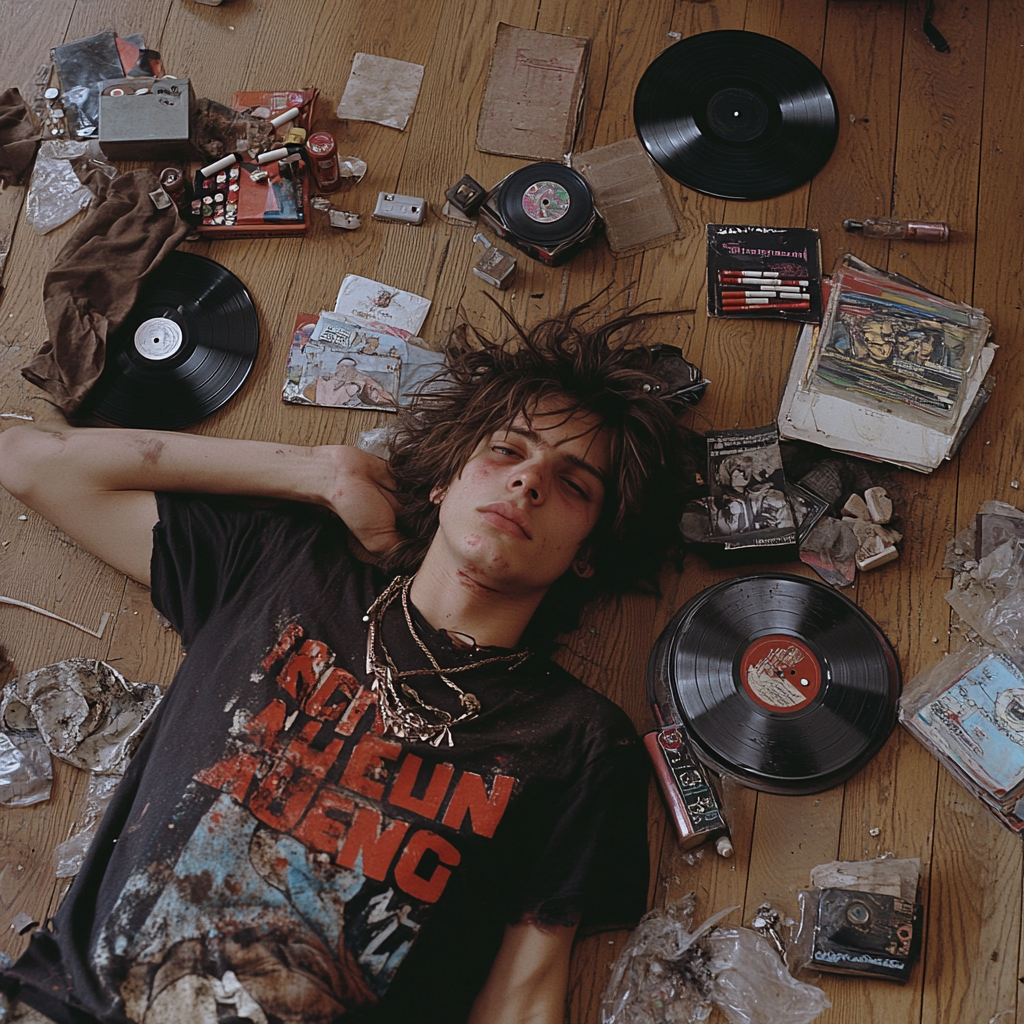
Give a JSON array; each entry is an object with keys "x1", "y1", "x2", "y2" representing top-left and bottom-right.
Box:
[{"x1": 386, "y1": 301, "x2": 695, "y2": 645}]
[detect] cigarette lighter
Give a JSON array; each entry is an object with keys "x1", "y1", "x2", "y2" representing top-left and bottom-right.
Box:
[{"x1": 644, "y1": 723, "x2": 731, "y2": 854}]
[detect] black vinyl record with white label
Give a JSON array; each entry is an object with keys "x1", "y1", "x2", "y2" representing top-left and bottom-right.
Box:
[
  {"x1": 494, "y1": 162, "x2": 595, "y2": 247},
  {"x1": 634, "y1": 30, "x2": 839, "y2": 200},
  {"x1": 85, "y1": 251, "x2": 259, "y2": 430},
  {"x1": 647, "y1": 574, "x2": 900, "y2": 794}
]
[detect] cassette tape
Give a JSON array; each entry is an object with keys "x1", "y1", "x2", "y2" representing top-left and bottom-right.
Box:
[{"x1": 811, "y1": 888, "x2": 922, "y2": 982}]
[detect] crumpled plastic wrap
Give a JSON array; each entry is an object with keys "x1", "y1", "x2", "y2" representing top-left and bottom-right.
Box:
[
  {"x1": 600, "y1": 894, "x2": 735, "y2": 1024},
  {"x1": 0, "y1": 659, "x2": 162, "y2": 775},
  {"x1": 946, "y1": 536, "x2": 1024, "y2": 658},
  {"x1": 53, "y1": 772, "x2": 120, "y2": 877},
  {"x1": 706, "y1": 927, "x2": 831, "y2": 1024},
  {"x1": 24, "y1": 139, "x2": 115, "y2": 234},
  {"x1": 0, "y1": 726, "x2": 52, "y2": 806},
  {"x1": 601, "y1": 894, "x2": 830, "y2": 1024}
]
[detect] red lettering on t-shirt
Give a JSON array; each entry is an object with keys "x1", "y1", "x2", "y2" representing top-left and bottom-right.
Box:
[
  {"x1": 261, "y1": 622, "x2": 304, "y2": 671},
  {"x1": 393, "y1": 830, "x2": 461, "y2": 903},
  {"x1": 283, "y1": 718, "x2": 346, "y2": 778},
  {"x1": 441, "y1": 771, "x2": 515, "y2": 838},
  {"x1": 244, "y1": 697, "x2": 289, "y2": 751},
  {"x1": 335, "y1": 686, "x2": 384, "y2": 736},
  {"x1": 194, "y1": 749, "x2": 262, "y2": 803},
  {"x1": 388, "y1": 754, "x2": 454, "y2": 820},
  {"x1": 248, "y1": 759, "x2": 319, "y2": 831},
  {"x1": 303, "y1": 666, "x2": 360, "y2": 721},
  {"x1": 336, "y1": 806, "x2": 409, "y2": 880},
  {"x1": 277, "y1": 639, "x2": 333, "y2": 702},
  {"x1": 339, "y1": 734, "x2": 402, "y2": 800},
  {"x1": 292, "y1": 785, "x2": 355, "y2": 855}
]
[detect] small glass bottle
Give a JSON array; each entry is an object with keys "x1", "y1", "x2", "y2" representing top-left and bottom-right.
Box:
[{"x1": 843, "y1": 217, "x2": 950, "y2": 241}]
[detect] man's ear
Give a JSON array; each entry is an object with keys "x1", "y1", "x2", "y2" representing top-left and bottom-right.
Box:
[
  {"x1": 572, "y1": 550, "x2": 595, "y2": 578},
  {"x1": 429, "y1": 486, "x2": 448, "y2": 505}
]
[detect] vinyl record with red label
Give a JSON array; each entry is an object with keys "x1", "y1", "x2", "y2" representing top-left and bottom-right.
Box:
[
  {"x1": 647, "y1": 574, "x2": 900, "y2": 794},
  {"x1": 633, "y1": 30, "x2": 839, "y2": 200},
  {"x1": 83, "y1": 251, "x2": 259, "y2": 429}
]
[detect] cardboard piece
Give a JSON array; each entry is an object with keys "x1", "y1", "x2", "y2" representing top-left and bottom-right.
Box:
[
  {"x1": 572, "y1": 137, "x2": 680, "y2": 255},
  {"x1": 476, "y1": 24, "x2": 589, "y2": 160}
]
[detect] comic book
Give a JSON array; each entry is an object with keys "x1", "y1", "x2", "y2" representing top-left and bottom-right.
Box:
[
  {"x1": 805, "y1": 255, "x2": 992, "y2": 430},
  {"x1": 704, "y1": 425, "x2": 798, "y2": 556}
]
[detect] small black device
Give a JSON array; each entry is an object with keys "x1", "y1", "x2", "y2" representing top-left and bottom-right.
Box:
[{"x1": 811, "y1": 888, "x2": 923, "y2": 982}]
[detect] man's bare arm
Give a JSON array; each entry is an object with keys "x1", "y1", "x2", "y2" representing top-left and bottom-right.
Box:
[
  {"x1": 468, "y1": 920, "x2": 578, "y2": 1024},
  {"x1": 0, "y1": 424, "x2": 401, "y2": 586}
]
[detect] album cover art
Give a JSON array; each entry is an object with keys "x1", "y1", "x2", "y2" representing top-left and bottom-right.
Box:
[
  {"x1": 283, "y1": 313, "x2": 399, "y2": 411},
  {"x1": 706, "y1": 425, "x2": 797, "y2": 553}
]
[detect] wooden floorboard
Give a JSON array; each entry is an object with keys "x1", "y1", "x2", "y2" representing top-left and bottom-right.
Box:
[{"x1": 1, "y1": 1, "x2": 1022, "y2": 1021}]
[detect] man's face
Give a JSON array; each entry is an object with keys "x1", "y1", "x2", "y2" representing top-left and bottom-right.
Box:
[
  {"x1": 861, "y1": 321, "x2": 894, "y2": 362},
  {"x1": 429, "y1": 398, "x2": 611, "y2": 601}
]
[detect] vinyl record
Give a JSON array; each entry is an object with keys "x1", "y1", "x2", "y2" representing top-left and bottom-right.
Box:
[
  {"x1": 648, "y1": 574, "x2": 900, "y2": 794},
  {"x1": 85, "y1": 251, "x2": 259, "y2": 430},
  {"x1": 634, "y1": 30, "x2": 839, "y2": 200},
  {"x1": 495, "y1": 162, "x2": 595, "y2": 247}
]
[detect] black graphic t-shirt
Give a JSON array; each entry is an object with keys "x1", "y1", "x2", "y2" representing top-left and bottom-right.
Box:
[{"x1": 2, "y1": 495, "x2": 650, "y2": 1024}]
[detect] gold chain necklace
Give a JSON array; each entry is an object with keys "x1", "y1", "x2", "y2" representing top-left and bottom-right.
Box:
[{"x1": 363, "y1": 575, "x2": 531, "y2": 747}]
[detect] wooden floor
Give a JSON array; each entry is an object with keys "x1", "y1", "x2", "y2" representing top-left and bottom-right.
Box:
[{"x1": 1, "y1": 0, "x2": 1022, "y2": 1021}]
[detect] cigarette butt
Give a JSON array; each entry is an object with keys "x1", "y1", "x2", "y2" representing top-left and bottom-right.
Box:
[{"x1": 258, "y1": 147, "x2": 290, "y2": 165}]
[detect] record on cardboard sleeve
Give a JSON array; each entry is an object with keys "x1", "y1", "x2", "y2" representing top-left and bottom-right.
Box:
[
  {"x1": 633, "y1": 30, "x2": 839, "y2": 200},
  {"x1": 493, "y1": 162, "x2": 595, "y2": 247},
  {"x1": 86, "y1": 251, "x2": 259, "y2": 429},
  {"x1": 647, "y1": 574, "x2": 900, "y2": 794}
]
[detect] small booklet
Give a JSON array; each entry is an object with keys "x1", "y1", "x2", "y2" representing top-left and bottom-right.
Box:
[{"x1": 706, "y1": 224, "x2": 823, "y2": 322}]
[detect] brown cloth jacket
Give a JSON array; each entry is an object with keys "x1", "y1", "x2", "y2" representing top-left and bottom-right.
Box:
[
  {"x1": 0, "y1": 88, "x2": 40, "y2": 187},
  {"x1": 21, "y1": 169, "x2": 188, "y2": 415}
]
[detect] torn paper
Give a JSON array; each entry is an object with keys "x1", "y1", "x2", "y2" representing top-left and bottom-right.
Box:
[{"x1": 335, "y1": 53, "x2": 424, "y2": 130}]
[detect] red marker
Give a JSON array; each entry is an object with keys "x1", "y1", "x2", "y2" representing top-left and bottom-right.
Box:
[{"x1": 722, "y1": 301, "x2": 811, "y2": 311}]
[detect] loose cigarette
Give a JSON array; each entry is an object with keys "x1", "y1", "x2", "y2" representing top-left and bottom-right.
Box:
[
  {"x1": 199, "y1": 153, "x2": 238, "y2": 177},
  {"x1": 258, "y1": 147, "x2": 289, "y2": 165},
  {"x1": 270, "y1": 106, "x2": 301, "y2": 128}
]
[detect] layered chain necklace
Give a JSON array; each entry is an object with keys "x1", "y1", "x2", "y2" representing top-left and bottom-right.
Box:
[{"x1": 363, "y1": 575, "x2": 531, "y2": 747}]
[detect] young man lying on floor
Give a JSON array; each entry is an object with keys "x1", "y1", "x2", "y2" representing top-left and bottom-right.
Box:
[{"x1": 0, "y1": 306, "x2": 688, "y2": 1024}]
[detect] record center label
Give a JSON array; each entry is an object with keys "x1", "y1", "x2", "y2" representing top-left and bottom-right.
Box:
[
  {"x1": 134, "y1": 317, "x2": 183, "y2": 361},
  {"x1": 740, "y1": 633, "x2": 821, "y2": 712},
  {"x1": 522, "y1": 181, "x2": 570, "y2": 223}
]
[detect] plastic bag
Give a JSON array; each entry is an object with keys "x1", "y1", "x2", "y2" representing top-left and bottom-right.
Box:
[
  {"x1": 53, "y1": 772, "x2": 120, "y2": 877},
  {"x1": 706, "y1": 927, "x2": 830, "y2": 1024},
  {"x1": 25, "y1": 140, "x2": 95, "y2": 234},
  {"x1": 599, "y1": 893, "x2": 737, "y2": 1024}
]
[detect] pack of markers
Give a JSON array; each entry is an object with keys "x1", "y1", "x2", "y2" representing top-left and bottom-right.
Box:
[{"x1": 706, "y1": 223, "x2": 823, "y2": 323}]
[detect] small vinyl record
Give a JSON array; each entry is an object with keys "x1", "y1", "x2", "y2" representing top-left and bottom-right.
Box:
[
  {"x1": 633, "y1": 30, "x2": 839, "y2": 201},
  {"x1": 494, "y1": 162, "x2": 595, "y2": 247},
  {"x1": 85, "y1": 251, "x2": 259, "y2": 429},
  {"x1": 647, "y1": 574, "x2": 900, "y2": 794}
]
